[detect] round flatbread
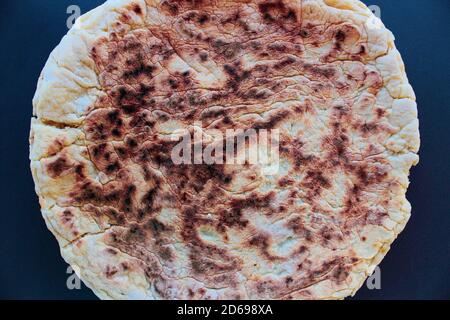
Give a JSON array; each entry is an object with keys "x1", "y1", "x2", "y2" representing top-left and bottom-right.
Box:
[{"x1": 30, "y1": 0, "x2": 420, "y2": 299}]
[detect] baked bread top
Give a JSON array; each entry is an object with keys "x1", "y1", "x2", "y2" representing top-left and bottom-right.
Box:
[{"x1": 30, "y1": 0, "x2": 420, "y2": 299}]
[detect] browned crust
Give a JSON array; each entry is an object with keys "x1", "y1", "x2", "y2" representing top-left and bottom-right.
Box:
[{"x1": 31, "y1": 0, "x2": 419, "y2": 300}]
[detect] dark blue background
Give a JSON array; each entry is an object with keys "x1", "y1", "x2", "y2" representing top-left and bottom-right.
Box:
[{"x1": 0, "y1": 0, "x2": 448, "y2": 300}]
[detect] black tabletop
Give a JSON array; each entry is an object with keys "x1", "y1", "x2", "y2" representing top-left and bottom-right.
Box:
[{"x1": 0, "y1": 0, "x2": 449, "y2": 299}]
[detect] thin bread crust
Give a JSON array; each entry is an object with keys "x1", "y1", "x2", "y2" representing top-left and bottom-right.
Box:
[{"x1": 30, "y1": 0, "x2": 420, "y2": 299}]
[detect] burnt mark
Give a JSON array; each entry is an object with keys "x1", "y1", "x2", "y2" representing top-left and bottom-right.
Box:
[
  {"x1": 90, "y1": 143, "x2": 107, "y2": 159},
  {"x1": 375, "y1": 108, "x2": 386, "y2": 119},
  {"x1": 85, "y1": 108, "x2": 125, "y2": 142},
  {"x1": 62, "y1": 209, "x2": 73, "y2": 224},
  {"x1": 46, "y1": 155, "x2": 71, "y2": 178},
  {"x1": 106, "y1": 161, "x2": 120, "y2": 173},
  {"x1": 267, "y1": 43, "x2": 287, "y2": 53},
  {"x1": 255, "y1": 279, "x2": 278, "y2": 296},
  {"x1": 301, "y1": 170, "x2": 331, "y2": 197},
  {"x1": 126, "y1": 138, "x2": 137, "y2": 150},
  {"x1": 105, "y1": 265, "x2": 118, "y2": 278},
  {"x1": 299, "y1": 29, "x2": 310, "y2": 38},
  {"x1": 86, "y1": 122, "x2": 107, "y2": 141},
  {"x1": 258, "y1": 1, "x2": 297, "y2": 24},
  {"x1": 197, "y1": 14, "x2": 209, "y2": 25},
  {"x1": 324, "y1": 134, "x2": 349, "y2": 164},
  {"x1": 278, "y1": 176, "x2": 294, "y2": 187},
  {"x1": 107, "y1": 248, "x2": 118, "y2": 255},
  {"x1": 199, "y1": 52, "x2": 208, "y2": 62},
  {"x1": 121, "y1": 184, "x2": 136, "y2": 213},
  {"x1": 116, "y1": 146, "x2": 128, "y2": 159},
  {"x1": 107, "y1": 110, "x2": 121, "y2": 124},
  {"x1": 74, "y1": 164, "x2": 86, "y2": 180},
  {"x1": 331, "y1": 264, "x2": 349, "y2": 283},
  {"x1": 285, "y1": 276, "x2": 294, "y2": 286},
  {"x1": 129, "y1": 110, "x2": 155, "y2": 128},
  {"x1": 223, "y1": 64, "x2": 251, "y2": 90},
  {"x1": 145, "y1": 219, "x2": 168, "y2": 237},
  {"x1": 310, "y1": 66, "x2": 336, "y2": 79},
  {"x1": 248, "y1": 233, "x2": 282, "y2": 261},
  {"x1": 217, "y1": 207, "x2": 248, "y2": 232},
  {"x1": 72, "y1": 181, "x2": 102, "y2": 203},
  {"x1": 125, "y1": 223, "x2": 146, "y2": 242},
  {"x1": 356, "y1": 165, "x2": 387, "y2": 186},
  {"x1": 360, "y1": 122, "x2": 378, "y2": 135},
  {"x1": 140, "y1": 166, "x2": 154, "y2": 183},
  {"x1": 138, "y1": 83, "x2": 154, "y2": 100},
  {"x1": 359, "y1": 45, "x2": 366, "y2": 55},
  {"x1": 215, "y1": 41, "x2": 242, "y2": 59},
  {"x1": 168, "y1": 78, "x2": 179, "y2": 89},
  {"x1": 200, "y1": 108, "x2": 226, "y2": 120},
  {"x1": 333, "y1": 30, "x2": 346, "y2": 51},
  {"x1": 283, "y1": 139, "x2": 315, "y2": 169},
  {"x1": 182, "y1": 206, "x2": 239, "y2": 277},
  {"x1": 189, "y1": 164, "x2": 232, "y2": 191},
  {"x1": 228, "y1": 192, "x2": 274, "y2": 218},
  {"x1": 136, "y1": 139, "x2": 177, "y2": 167},
  {"x1": 88, "y1": 143, "x2": 122, "y2": 175},
  {"x1": 366, "y1": 210, "x2": 388, "y2": 226},
  {"x1": 73, "y1": 180, "x2": 138, "y2": 221},
  {"x1": 335, "y1": 30, "x2": 346, "y2": 42},
  {"x1": 131, "y1": 3, "x2": 142, "y2": 15},
  {"x1": 114, "y1": 86, "x2": 142, "y2": 114},
  {"x1": 320, "y1": 226, "x2": 343, "y2": 245},
  {"x1": 286, "y1": 217, "x2": 313, "y2": 242},
  {"x1": 123, "y1": 61, "x2": 156, "y2": 80},
  {"x1": 181, "y1": 206, "x2": 198, "y2": 242},
  {"x1": 107, "y1": 208, "x2": 126, "y2": 225},
  {"x1": 141, "y1": 187, "x2": 159, "y2": 213},
  {"x1": 158, "y1": 246, "x2": 173, "y2": 261},
  {"x1": 340, "y1": 164, "x2": 388, "y2": 222},
  {"x1": 161, "y1": 0, "x2": 179, "y2": 15},
  {"x1": 273, "y1": 56, "x2": 296, "y2": 70}
]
